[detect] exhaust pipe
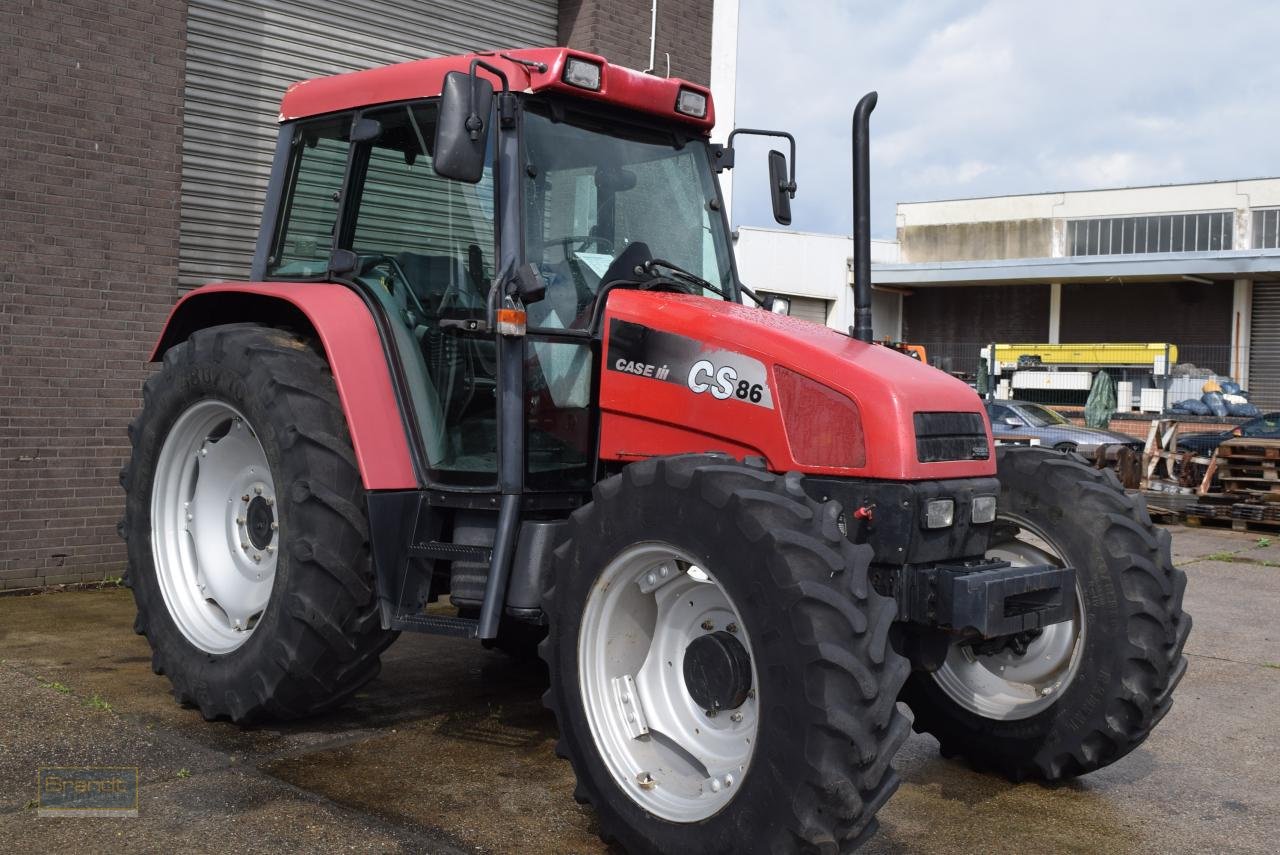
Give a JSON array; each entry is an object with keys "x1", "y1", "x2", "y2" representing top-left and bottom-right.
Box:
[{"x1": 850, "y1": 91, "x2": 877, "y2": 343}]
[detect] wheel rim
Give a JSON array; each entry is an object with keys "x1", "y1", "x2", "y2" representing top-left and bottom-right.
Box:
[
  {"x1": 931, "y1": 516, "x2": 1086, "y2": 720},
  {"x1": 150, "y1": 400, "x2": 279, "y2": 654},
  {"x1": 578, "y1": 543, "x2": 758, "y2": 822}
]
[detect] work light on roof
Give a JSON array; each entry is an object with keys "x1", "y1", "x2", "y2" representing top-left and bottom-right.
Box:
[
  {"x1": 675, "y1": 88, "x2": 707, "y2": 118},
  {"x1": 562, "y1": 57, "x2": 602, "y2": 91}
]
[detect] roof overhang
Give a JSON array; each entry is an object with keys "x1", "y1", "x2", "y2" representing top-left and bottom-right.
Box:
[
  {"x1": 278, "y1": 47, "x2": 714, "y2": 131},
  {"x1": 872, "y1": 249, "x2": 1280, "y2": 287}
]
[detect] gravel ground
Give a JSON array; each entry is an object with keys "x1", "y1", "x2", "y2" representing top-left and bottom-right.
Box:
[{"x1": 0, "y1": 523, "x2": 1276, "y2": 854}]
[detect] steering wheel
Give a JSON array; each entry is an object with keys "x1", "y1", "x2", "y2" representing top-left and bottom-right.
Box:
[
  {"x1": 554, "y1": 235, "x2": 615, "y2": 258},
  {"x1": 358, "y1": 254, "x2": 431, "y2": 322}
]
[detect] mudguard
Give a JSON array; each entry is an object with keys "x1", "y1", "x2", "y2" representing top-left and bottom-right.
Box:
[{"x1": 151, "y1": 282, "x2": 417, "y2": 490}]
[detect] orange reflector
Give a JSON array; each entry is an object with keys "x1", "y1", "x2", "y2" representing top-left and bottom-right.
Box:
[{"x1": 496, "y1": 308, "x2": 527, "y2": 336}]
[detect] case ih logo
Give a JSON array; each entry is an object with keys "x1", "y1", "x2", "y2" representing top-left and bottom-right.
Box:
[{"x1": 606, "y1": 319, "x2": 774, "y2": 409}]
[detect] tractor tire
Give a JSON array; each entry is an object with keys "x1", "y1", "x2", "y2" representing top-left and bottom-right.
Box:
[
  {"x1": 899, "y1": 445, "x2": 1191, "y2": 780},
  {"x1": 540, "y1": 454, "x2": 911, "y2": 854},
  {"x1": 120, "y1": 323, "x2": 396, "y2": 722}
]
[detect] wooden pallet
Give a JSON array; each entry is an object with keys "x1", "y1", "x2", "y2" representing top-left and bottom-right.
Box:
[
  {"x1": 1184, "y1": 514, "x2": 1280, "y2": 534},
  {"x1": 1214, "y1": 438, "x2": 1280, "y2": 496}
]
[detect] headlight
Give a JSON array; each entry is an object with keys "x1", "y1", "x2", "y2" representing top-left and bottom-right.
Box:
[
  {"x1": 923, "y1": 498, "x2": 955, "y2": 529},
  {"x1": 972, "y1": 495, "x2": 998, "y2": 524},
  {"x1": 562, "y1": 57, "x2": 602, "y2": 91},
  {"x1": 675, "y1": 87, "x2": 708, "y2": 118}
]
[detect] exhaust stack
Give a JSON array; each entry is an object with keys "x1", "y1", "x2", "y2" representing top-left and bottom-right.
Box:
[{"x1": 850, "y1": 91, "x2": 877, "y2": 343}]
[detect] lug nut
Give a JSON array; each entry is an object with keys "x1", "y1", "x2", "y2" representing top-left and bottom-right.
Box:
[
  {"x1": 636, "y1": 772, "x2": 655, "y2": 790},
  {"x1": 240, "y1": 541, "x2": 249, "y2": 550},
  {"x1": 242, "y1": 495, "x2": 250, "y2": 503},
  {"x1": 705, "y1": 708, "x2": 717, "y2": 718},
  {"x1": 730, "y1": 712, "x2": 743, "y2": 723},
  {"x1": 254, "y1": 486, "x2": 263, "y2": 495},
  {"x1": 265, "y1": 497, "x2": 274, "y2": 507},
  {"x1": 253, "y1": 554, "x2": 261, "y2": 563},
  {"x1": 726, "y1": 622, "x2": 738, "y2": 634},
  {"x1": 236, "y1": 517, "x2": 245, "y2": 525},
  {"x1": 270, "y1": 522, "x2": 278, "y2": 531},
  {"x1": 701, "y1": 620, "x2": 714, "y2": 631}
]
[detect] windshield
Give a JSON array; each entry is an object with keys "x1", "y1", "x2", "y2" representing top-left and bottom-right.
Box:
[
  {"x1": 522, "y1": 101, "x2": 734, "y2": 329},
  {"x1": 1017, "y1": 403, "x2": 1071, "y2": 427}
]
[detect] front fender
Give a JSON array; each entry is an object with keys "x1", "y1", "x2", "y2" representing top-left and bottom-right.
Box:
[{"x1": 152, "y1": 282, "x2": 417, "y2": 490}]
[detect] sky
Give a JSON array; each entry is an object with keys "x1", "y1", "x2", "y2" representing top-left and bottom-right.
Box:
[{"x1": 729, "y1": 0, "x2": 1280, "y2": 239}]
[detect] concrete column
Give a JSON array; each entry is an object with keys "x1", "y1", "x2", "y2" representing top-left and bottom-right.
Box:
[
  {"x1": 710, "y1": 0, "x2": 739, "y2": 218},
  {"x1": 1048, "y1": 282, "x2": 1062, "y2": 344},
  {"x1": 1233, "y1": 278, "x2": 1253, "y2": 386}
]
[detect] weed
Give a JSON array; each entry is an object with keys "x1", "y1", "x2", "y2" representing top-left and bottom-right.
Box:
[
  {"x1": 1256, "y1": 537, "x2": 1272, "y2": 548},
  {"x1": 177, "y1": 768, "x2": 191, "y2": 779},
  {"x1": 102, "y1": 575, "x2": 124, "y2": 587},
  {"x1": 86, "y1": 694, "x2": 112, "y2": 712},
  {"x1": 24, "y1": 799, "x2": 37, "y2": 810},
  {"x1": 36, "y1": 677, "x2": 72, "y2": 694},
  {"x1": 1264, "y1": 662, "x2": 1280, "y2": 671}
]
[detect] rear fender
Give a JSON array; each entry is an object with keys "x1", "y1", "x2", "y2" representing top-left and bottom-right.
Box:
[{"x1": 152, "y1": 283, "x2": 418, "y2": 490}]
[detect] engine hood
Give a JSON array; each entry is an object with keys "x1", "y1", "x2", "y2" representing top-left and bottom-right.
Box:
[{"x1": 597, "y1": 291, "x2": 995, "y2": 481}]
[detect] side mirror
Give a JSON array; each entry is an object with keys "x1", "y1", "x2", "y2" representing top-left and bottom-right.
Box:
[
  {"x1": 768, "y1": 150, "x2": 793, "y2": 226},
  {"x1": 434, "y1": 70, "x2": 494, "y2": 183},
  {"x1": 762, "y1": 293, "x2": 790, "y2": 315}
]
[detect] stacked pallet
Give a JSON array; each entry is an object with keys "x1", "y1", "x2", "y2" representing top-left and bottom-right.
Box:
[
  {"x1": 1185, "y1": 438, "x2": 1280, "y2": 532},
  {"x1": 1214, "y1": 440, "x2": 1280, "y2": 495}
]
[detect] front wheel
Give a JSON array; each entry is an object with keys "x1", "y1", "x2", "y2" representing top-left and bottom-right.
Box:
[
  {"x1": 541, "y1": 455, "x2": 911, "y2": 854},
  {"x1": 899, "y1": 446, "x2": 1191, "y2": 780}
]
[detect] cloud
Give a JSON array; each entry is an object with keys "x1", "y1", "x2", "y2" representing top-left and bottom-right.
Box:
[{"x1": 731, "y1": 0, "x2": 1280, "y2": 238}]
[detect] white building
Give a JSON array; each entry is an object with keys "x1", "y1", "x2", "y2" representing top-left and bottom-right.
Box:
[{"x1": 735, "y1": 178, "x2": 1280, "y2": 407}]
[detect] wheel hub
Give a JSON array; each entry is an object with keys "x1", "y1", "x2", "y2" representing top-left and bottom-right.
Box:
[
  {"x1": 683, "y1": 630, "x2": 752, "y2": 713},
  {"x1": 245, "y1": 495, "x2": 275, "y2": 550},
  {"x1": 151, "y1": 400, "x2": 278, "y2": 654}
]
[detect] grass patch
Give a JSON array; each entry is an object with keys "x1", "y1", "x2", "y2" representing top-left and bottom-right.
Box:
[
  {"x1": 36, "y1": 677, "x2": 72, "y2": 694},
  {"x1": 1264, "y1": 663, "x2": 1280, "y2": 671},
  {"x1": 85, "y1": 694, "x2": 113, "y2": 712},
  {"x1": 177, "y1": 768, "x2": 191, "y2": 779}
]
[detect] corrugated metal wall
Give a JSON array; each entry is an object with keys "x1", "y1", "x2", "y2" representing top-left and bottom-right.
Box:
[
  {"x1": 788, "y1": 296, "x2": 829, "y2": 326},
  {"x1": 1249, "y1": 282, "x2": 1280, "y2": 409},
  {"x1": 180, "y1": 0, "x2": 558, "y2": 288}
]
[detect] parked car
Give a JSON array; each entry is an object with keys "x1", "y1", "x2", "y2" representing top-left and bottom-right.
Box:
[
  {"x1": 985, "y1": 400, "x2": 1142, "y2": 452},
  {"x1": 1176, "y1": 412, "x2": 1280, "y2": 456}
]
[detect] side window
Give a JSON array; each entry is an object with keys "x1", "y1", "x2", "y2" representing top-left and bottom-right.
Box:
[
  {"x1": 267, "y1": 115, "x2": 351, "y2": 278},
  {"x1": 352, "y1": 103, "x2": 495, "y2": 320},
  {"x1": 349, "y1": 102, "x2": 500, "y2": 485}
]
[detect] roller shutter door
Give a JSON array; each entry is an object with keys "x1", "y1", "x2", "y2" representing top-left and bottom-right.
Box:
[
  {"x1": 1249, "y1": 282, "x2": 1280, "y2": 409},
  {"x1": 788, "y1": 296, "x2": 830, "y2": 326},
  {"x1": 180, "y1": 0, "x2": 558, "y2": 288}
]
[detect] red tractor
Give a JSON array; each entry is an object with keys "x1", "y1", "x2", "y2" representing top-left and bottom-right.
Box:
[{"x1": 121, "y1": 48, "x2": 1189, "y2": 853}]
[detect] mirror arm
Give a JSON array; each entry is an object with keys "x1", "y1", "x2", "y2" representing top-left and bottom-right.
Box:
[
  {"x1": 465, "y1": 59, "x2": 511, "y2": 140},
  {"x1": 726, "y1": 128, "x2": 797, "y2": 197}
]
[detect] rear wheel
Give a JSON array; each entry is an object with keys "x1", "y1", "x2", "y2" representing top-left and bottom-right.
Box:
[
  {"x1": 121, "y1": 324, "x2": 395, "y2": 722},
  {"x1": 899, "y1": 446, "x2": 1191, "y2": 780},
  {"x1": 541, "y1": 454, "x2": 911, "y2": 853}
]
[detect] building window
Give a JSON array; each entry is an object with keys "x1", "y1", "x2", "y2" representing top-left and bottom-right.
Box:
[
  {"x1": 1253, "y1": 209, "x2": 1280, "y2": 249},
  {"x1": 1066, "y1": 212, "x2": 1234, "y2": 256}
]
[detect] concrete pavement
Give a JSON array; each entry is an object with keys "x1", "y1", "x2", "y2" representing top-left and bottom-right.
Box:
[{"x1": 0, "y1": 524, "x2": 1277, "y2": 854}]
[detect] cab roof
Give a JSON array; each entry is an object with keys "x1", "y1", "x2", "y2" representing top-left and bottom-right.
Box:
[{"x1": 278, "y1": 47, "x2": 715, "y2": 133}]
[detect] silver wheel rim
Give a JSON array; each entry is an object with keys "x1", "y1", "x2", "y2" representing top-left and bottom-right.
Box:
[
  {"x1": 931, "y1": 516, "x2": 1085, "y2": 720},
  {"x1": 578, "y1": 543, "x2": 758, "y2": 822},
  {"x1": 150, "y1": 399, "x2": 279, "y2": 654}
]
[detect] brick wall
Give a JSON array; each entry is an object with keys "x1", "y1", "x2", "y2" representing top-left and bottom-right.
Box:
[
  {"x1": 0, "y1": 0, "x2": 717, "y2": 591},
  {"x1": 559, "y1": 0, "x2": 713, "y2": 85},
  {"x1": 0, "y1": 0, "x2": 187, "y2": 590}
]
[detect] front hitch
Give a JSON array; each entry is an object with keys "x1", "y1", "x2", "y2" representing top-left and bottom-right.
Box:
[{"x1": 894, "y1": 558, "x2": 1076, "y2": 639}]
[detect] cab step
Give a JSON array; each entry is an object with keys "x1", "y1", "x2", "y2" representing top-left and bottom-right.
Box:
[
  {"x1": 408, "y1": 541, "x2": 493, "y2": 563},
  {"x1": 390, "y1": 612, "x2": 480, "y2": 638}
]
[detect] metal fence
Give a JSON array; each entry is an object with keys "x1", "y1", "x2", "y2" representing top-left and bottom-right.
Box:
[{"x1": 909, "y1": 342, "x2": 1271, "y2": 435}]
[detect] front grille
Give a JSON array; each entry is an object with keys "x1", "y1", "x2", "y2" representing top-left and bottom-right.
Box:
[{"x1": 914, "y1": 412, "x2": 989, "y2": 463}]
